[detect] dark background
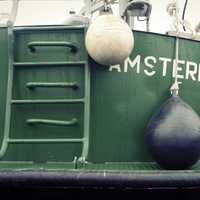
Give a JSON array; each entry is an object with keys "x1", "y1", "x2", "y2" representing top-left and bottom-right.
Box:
[{"x1": 1, "y1": 188, "x2": 200, "y2": 200}]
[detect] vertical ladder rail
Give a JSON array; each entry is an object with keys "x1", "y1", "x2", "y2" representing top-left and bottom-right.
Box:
[
  {"x1": 78, "y1": 27, "x2": 91, "y2": 164},
  {"x1": 0, "y1": 0, "x2": 19, "y2": 158},
  {"x1": 0, "y1": 25, "x2": 14, "y2": 158},
  {"x1": 79, "y1": 59, "x2": 91, "y2": 163}
]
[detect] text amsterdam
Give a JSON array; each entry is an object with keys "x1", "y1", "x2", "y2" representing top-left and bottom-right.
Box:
[{"x1": 109, "y1": 55, "x2": 200, "y2": 82}]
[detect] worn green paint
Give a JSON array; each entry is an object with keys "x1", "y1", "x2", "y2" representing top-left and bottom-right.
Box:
[
  {"x1": 0, "y1": 25, "x2": 199, "y2": 171},
  {"x1": 14, "y1": 28, "x2": 86, "y2": 62},
  {"x1": 13, "y1": 65, "x2": 85, "y2": 100},
  {"x1": 88, "y1": 33, "x2": 200, "y2": 164},
  {"x1": 0, "y1": 26, "x2": 90, "y2": 164},
  {"x1": 89, "y1": 32, "x2": 175, "y2": 163}
]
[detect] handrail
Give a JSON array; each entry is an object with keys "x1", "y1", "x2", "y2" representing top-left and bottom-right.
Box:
[
  {"x1": 26, "y1": 118, "x2": 78, "y2": 126},
  {"x1": 27, "y1": 41, "x2": 78, "y2": 53},
  {"x1": 26, "y1": 82, "x2": 78, "y2": 90}
]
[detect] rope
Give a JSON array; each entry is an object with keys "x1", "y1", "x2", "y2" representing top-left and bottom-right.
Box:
[
  {"x1": 170, "y1": 37, "x2": 180, "y2": 96},
  {"x1": 168, "y1": 1, "x2": 180, "y2": 96},
  {"x1": 168, "y1": 1, "x2": 197, "y2": 95},
  {"x1": 182, "y1": 0, "x2": 188, "y2": 31}
]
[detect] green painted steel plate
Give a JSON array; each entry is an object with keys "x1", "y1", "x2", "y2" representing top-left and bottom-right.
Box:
[{"x1": 0, "y1": 26, "x2": 200, "y2": 173}]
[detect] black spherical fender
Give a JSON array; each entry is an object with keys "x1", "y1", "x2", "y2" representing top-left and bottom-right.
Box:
[{"x1": 146, "y1": 95, "x2": 200, "y2": 170}]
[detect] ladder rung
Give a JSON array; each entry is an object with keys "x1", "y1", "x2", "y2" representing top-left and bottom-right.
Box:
[
  {"x1": 11, "y1": 99, "x2": 84, "y2": 104},
  {"x1": 26, "y1": 82, "x2": 78, "y2": 90},
  {"x1": 26, "y1": 118, "x2": 78, "y2": 126},
  {"x1": 13, "y1": 61, "x2": 86, "y2": 67},
  {"x1": 8, "y1": 138, "x2": 84, "y2": 144},
  {"x1": 13, "y1": 25, "x2": 85, "y2": 32}
]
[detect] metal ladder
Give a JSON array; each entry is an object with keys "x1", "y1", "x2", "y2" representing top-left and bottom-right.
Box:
[{"x1": 0, "y1": 24, "x2": 91, "y2": 165}]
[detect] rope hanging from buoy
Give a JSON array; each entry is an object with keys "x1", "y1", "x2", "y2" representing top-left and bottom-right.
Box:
[
  {"x1": 146, "y1": 32, "x2": 200, "y2": 169},
  {"x1": 146, "y1": 1, "x2": 200, "y2": 169},
  {"x1": 170, "y1": 36, "x2": 180, "y2": 96},
  {"x1": 168, "y1": 1, "x2": 180, "y2": 95}
]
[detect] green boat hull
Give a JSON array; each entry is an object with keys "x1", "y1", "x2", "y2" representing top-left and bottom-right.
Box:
[{"x1": 0, "y1": 25, "x2": 200, "y2": 187}]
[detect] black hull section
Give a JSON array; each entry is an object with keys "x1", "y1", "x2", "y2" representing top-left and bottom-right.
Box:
[{"x1": 0, "y1": 171, "x2": 200, "y2": 189}]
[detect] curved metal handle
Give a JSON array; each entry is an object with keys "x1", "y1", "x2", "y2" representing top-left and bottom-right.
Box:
[
  {"x1": 27, "y1": 41, "x2": 78, "y2": 53},
  {"x1": 26, "y1": 82, "x2": 78, "y2": 90},
  {"x1": 26, "y1": 118, "x2": 78, "y2": 127}
]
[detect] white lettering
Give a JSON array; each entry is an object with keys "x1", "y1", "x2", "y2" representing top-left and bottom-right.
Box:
[
  {"x1": 109, "y1": 64, "x2": 121, "y2": 72},
  {"x1": 107, "y1": 55, "x2": 200, "y2": 84},
  {"x1": 124, "y1": 55, "x2": 141, "y2": 73},
  {"x1": 186, "y1": 61, "x2": 197, "y2": 81},
  {"x1": 144, "y1": 56, "x2": 156, "y2": 76},
  {"x1": 198, "y1": 64, "x2": 200, "y2": 82},
  {"x1": 173, "y1": 60, "x2": 185, "y2": 79},
  {"x1": 159, "y1": 57, "x2": 172, "y2": 77}
]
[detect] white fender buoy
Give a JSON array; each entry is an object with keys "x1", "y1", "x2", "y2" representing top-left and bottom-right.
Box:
[{"x1": 85, "y1": 14, "x2": 134, "y2": 66}]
